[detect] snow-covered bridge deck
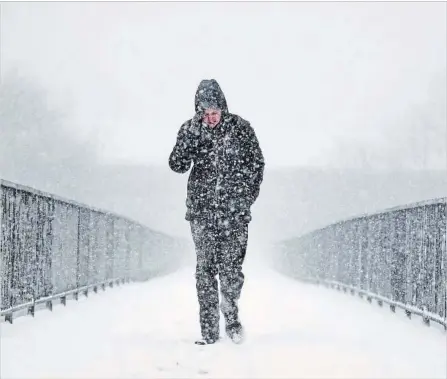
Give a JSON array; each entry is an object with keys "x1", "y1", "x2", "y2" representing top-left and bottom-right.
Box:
[{"x1": 1, "y1": 260, "x2": 445, "y2": 379}]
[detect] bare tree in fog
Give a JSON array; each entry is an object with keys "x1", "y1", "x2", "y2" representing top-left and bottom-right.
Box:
[{"x1": 0, "y1": 69, "x2": 97, "y2": 192}]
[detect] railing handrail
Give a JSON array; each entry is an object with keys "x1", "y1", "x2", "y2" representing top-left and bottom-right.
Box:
[
  {"x1": 0, "y1": 178, "x2": 169, "y2": 237},
  {"x1": 281, "y1": 197, "x2": 447, "y2": 243},
  {"x1": 337, "y1": 196, "x2": 447, "y2": 224}
]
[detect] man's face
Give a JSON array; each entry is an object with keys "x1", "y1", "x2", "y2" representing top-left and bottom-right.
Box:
[{"x1": 203, "y1": 108, "x2": 222, "y2": 128}]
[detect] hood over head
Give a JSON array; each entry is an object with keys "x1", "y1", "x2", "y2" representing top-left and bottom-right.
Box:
[{"x1": 195, "y1": 79, "x2": 228, "y2": 114}]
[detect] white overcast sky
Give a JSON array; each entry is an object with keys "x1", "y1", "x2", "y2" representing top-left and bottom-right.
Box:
[{"x1": 2, "y1": 1, "x2": 446, "y2": 167}]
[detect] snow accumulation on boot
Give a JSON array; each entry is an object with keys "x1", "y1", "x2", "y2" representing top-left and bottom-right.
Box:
[{"x1": 226, "y1": 321, "x2": 245, "y2": 344}]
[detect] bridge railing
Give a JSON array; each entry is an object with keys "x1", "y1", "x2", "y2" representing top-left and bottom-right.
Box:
[
  {"x1": 0, "y1": 180, "x2": 191, "y2": 323},
  {"x1": 273, "y1": 198, "x2": 447, "y2": 329}
]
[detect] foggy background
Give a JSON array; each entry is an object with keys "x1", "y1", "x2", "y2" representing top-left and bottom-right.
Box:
[{"x1": 1, "y1": 2, "x2": 446, "y2": 248}]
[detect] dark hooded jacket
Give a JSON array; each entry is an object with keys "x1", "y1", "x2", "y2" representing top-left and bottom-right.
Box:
[{"x1": 169, "y1": 79, "x2": 265, "y2": 224}]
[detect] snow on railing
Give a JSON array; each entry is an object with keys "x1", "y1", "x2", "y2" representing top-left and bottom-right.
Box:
[
  {"x1": 0, "y1": 179, "x2": 191, "y2": 324},
  {"x1": 274, "y1": 198, "x2": 447, "y2": 330}
]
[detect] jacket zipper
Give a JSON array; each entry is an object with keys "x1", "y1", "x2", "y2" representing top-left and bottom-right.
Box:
[{"x1": 214, "y1": 139, "x2": 219, "y2": 212}]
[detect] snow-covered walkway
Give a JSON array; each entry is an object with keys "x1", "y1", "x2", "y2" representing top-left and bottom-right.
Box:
[{"x1": 1, "y1": 260, "x2": 446, "y2": 379}]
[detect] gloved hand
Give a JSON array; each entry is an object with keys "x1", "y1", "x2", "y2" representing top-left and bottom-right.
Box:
[
  {"x1": 235, "y1": 209, "x2": 252, "y2": 224},
  {"x1": 177, "y1": 111, "x2": 204, "y2": 154},
  {"x1": 189, "y1": 110, "x2": 204, "y2": 137},
  {"x1": 230, "y1": 198, "x2": 253, "y2": 224}
]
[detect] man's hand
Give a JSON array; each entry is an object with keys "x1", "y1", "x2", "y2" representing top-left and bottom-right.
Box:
[
  {"x1": 169, "y1": 112, "x2": 204, "y2": 173},
  {"x1": 189, "y1": 110, "x2": 204, "y2": 137},
  {"x1": 180, "y1": 111, "x2": 204, "y2": 151}
]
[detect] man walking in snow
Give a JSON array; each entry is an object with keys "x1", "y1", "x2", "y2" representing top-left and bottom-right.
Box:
[{"x1": 169, "y1": 79, "x2": 265, "y2": 345}]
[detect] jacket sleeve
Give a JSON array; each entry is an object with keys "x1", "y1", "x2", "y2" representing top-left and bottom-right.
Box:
[
  {"x1": 243, "y1": 122, "x2": 265, "y2": 204},
  {"x1": 168, "y1": 121, "x2": 194, "y2": 173}
]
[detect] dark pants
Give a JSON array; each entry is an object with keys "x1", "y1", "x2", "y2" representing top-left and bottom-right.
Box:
[{"x1": 190, "y1": 216, "x2": 248, "y2": 340}]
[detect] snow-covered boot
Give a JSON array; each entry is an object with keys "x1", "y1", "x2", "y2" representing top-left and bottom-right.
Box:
[
  {"x1": 194, "y1": 336, "x2": 219, "y2": 345},
  {"x1": 225, "y1": 321, "x2": 244, "y2": 344}
]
